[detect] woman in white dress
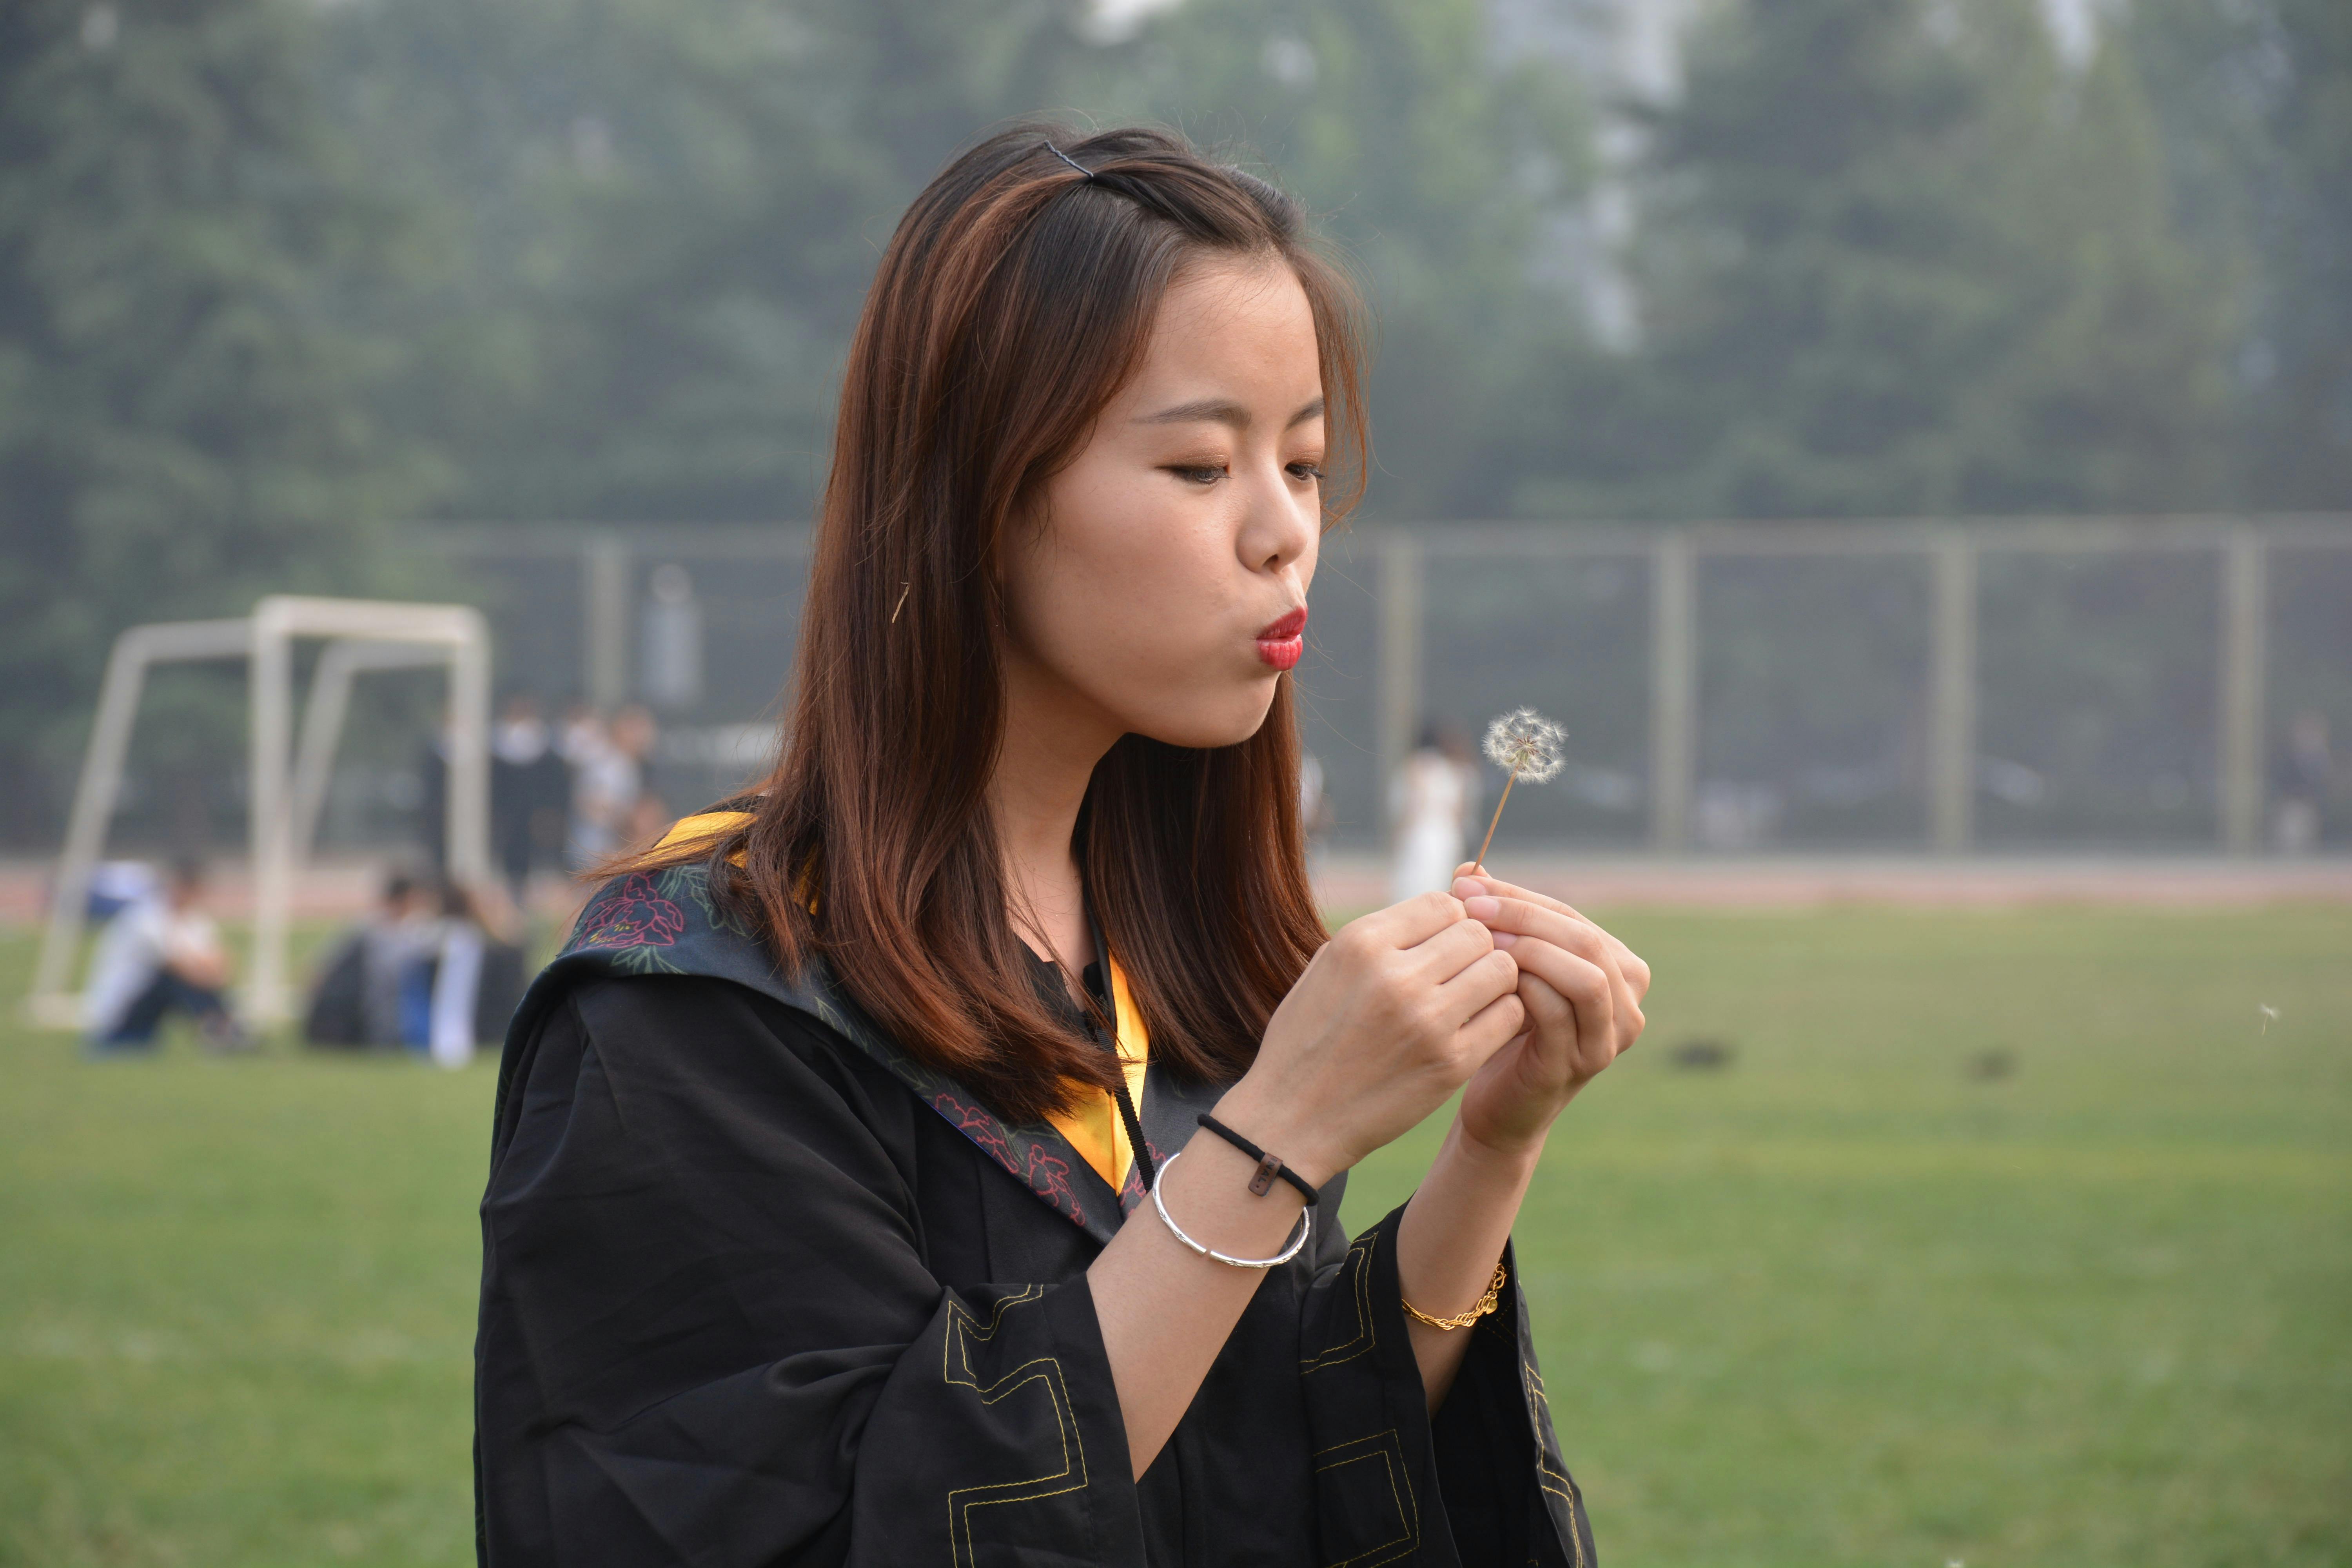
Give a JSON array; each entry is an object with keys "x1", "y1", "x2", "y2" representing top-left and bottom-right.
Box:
[{"x1": 1390, "y1": 721, "x2": 1481, "y2": 900}]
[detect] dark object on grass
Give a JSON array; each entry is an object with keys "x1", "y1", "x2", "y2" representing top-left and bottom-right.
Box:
[
  {"x1": 1967, "y1": 1048, "x2": 2017, "y2": 1081},
  {"x1": 1668, "y1": 1038, "x2": 1733, "y2": 1071},
  {"x1": 303, "y1": 934, "x2": 369, "y2": 1046}
]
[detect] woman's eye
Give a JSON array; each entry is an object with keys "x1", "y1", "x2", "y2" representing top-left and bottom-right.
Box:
[
  {"x1": 1169, "y1": 465, "x2": 1224, "y2": 485},
  {"x1": 1288, "y1": 461, "x2": 1325, "y2": 483}
]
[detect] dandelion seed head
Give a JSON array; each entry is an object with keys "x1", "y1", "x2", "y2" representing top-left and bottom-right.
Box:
[{"x1": 1482, "y1": 707, "x2": 1567, "y2": 783}]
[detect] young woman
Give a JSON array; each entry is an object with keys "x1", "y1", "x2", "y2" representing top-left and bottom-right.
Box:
[{"x1": 474, "y1": 125, "x2": 1648, "y2": 1567}]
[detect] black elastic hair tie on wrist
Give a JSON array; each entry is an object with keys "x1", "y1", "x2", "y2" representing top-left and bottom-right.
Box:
[{"x1": 1196, "y1": 1112, "x2": 1321, "y2": 1206}]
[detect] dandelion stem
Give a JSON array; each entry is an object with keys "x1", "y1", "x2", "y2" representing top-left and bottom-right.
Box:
[{"x1": 1472, "y1": 765, "x2": 1520, "y2": 873}]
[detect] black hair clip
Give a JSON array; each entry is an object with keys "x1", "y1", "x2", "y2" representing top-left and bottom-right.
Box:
[{"x1": 1047, "y1": 144, "x2": 1097, "y2": 183}]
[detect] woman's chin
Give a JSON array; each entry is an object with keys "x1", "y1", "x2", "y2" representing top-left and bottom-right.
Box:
[{"x1": 1127, "y1": 687, "x2": 1281, "y2": 751}]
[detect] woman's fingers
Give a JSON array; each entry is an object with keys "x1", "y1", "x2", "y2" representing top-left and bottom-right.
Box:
[
  {"x1": 1433, "y1": 943, "x2": 1520, "y2": 1014},
  {"x1": 1512, "y1": 969, "x2": 1577, "y2": 1076},
  {"x1": 1614, "y1": 944, "x2": 1653, "y2": 1005},
  {"x1": 1350, "y1": 884, "x2": 1642, "y2": 1080},
  {"x1": 1454, "y1": 864, "x2": 1583, "y2": 922},
  {"x1": 1403, "y1": 907, "x2": 1503, "y2": 986},
  {"x1": 1454, "y1": 871, "x2": 1651, "y2": 1006},
  {"x1": 1362, "y1": 889, "x2": 1472, "y2": 951},
  {"x1": 1501, "y1": 937, "x2": 1616, "y2": 1076},
  {"x1": 1454, "y1": 986, "x2": 1528, "y2": 1062},
  {"x1": 1460, "y1": 891, "x2": 1602, "y2": 968},
  {"x1": 1460, "y1": 889, "x2": 1644, "y2": 1067}
]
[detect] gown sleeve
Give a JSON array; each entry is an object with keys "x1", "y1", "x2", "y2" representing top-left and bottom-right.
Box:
[
  {"x1": 474, "y1": 976, "x2": 1146, "y2": 1567},
  {"x1": 1296, "y1": 1209, "x2": 1599, "y2": 1567}
]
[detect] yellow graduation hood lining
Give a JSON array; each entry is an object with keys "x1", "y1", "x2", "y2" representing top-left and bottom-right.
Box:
[
  {"x1": 1044, "y1": 957, "x2": 1151, "y2": 1192},
  {"x1": 657, "y1": 810, "x2": 753, "y2": 860}
]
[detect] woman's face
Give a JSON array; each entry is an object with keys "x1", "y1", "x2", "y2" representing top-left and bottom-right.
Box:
[{"x1": 1002, "y1": 256, "x2": 1325, "y2": 753}]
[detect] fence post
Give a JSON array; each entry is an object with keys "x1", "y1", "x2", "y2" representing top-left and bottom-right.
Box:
[
  {"x1": 446, "y1": 609, "x2": 494, "y2": 884},
  {"x1": 1376, "y1": 531, "x2": 1423, "y2": 835},
  {"x1": 1650, "y1": 530, "x2": 1696, "y2": 853},
  {"x1": 2218, "y1": 527, "x2": 2268, "y2": 853},
  {"x1": 583, "y1": 535, "x2": 632, "y2": 710},
  {"x1": 247, "y1": 604, "x2": 294, "y2": 1024},
  {"x1": 1928, "y1": 530, "x2": 1978, "y2": 853}
]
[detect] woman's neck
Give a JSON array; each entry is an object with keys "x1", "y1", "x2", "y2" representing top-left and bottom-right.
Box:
[{"x1": 990, "y1": 654, "x2": 1123, "y2": 976}]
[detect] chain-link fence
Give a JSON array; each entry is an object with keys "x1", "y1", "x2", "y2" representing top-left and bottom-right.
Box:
[{"x1": 369, "y1": 516, "x2": 2350, "y2": 858}]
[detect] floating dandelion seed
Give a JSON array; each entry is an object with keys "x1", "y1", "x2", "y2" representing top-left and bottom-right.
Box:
[
  {"x1": 2258, "y1": 1003, "x2": 2279, "y2": 1034},
  {"x1": 1472, "y1": 708, "x2": 1567, "y2": 871}
]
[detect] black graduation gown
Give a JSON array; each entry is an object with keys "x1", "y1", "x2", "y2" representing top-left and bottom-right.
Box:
[{"x1": 474, "y1": 863, "x2": 1597, "y2": 1566}]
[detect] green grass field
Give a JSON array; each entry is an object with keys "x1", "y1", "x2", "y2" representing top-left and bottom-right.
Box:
[{"x1": 2, "y1": 907, "x2": 2347, "y2": 1567}]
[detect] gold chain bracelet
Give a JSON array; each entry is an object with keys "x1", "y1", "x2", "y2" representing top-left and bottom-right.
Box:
[{"x1": 1401, "y1": 1264, "x2": 1508, "y2": 1332}]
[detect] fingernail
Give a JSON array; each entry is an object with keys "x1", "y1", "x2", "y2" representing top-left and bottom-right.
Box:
[
  {"x1": 1465, "y1": 895, "x2": 1501, "y2": 920},
  {"x1": 1490, "y1": 930, "x2": 1518, "y2": 949},
  {"x1": 1450, "y1": 876, "x2": 1484, "y2": 898}
]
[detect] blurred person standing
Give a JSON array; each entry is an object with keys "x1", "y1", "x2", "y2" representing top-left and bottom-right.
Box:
[
  {"x1": 419, "y1": 706, "x2": 456, "y2": 871},
  {"x1": 2271, "y1": 711, "x2": 2334, "y2": 853},
  {"x1": 559, "y1": 706, "x2": 610, "y2": 869},
  {"x1": 1389, "y1": 721, "x2": 1478, "y2": 900},
  {"x1": 567, "y1": 704, "x2": 655, "y2": 869},
  {"x1": 526, "y1": 707, "x2": 573, "y2": 901},
  {"x1": 623, "y1": 789, "x2": 675, "y2": 853},
  {"x1": 82, "y1": 857, "x2": 242, "y2": 1053},
  {"x1": 1299, "y1": 749, "x2": 1334, "y2": 880},
  {"x1": 491, "y1": 692, "x2": 553, "y2": 905},
  {"x1": 558, "y1": 700, "x2": 604, "y2": 769}
]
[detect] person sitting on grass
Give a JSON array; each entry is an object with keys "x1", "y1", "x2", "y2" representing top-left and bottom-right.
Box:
[
  {"x1": 82, "y1": 856, "x2": 244, "y2": 1054},
  {"x1": 393, "y1": 878, "x2": 528, "y2": 1069},
  {"x1": 304, "y1": 869, "x2": 437, "y2": 1049}
]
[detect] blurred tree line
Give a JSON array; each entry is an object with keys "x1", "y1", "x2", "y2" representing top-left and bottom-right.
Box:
[
  {"x1": 0, "y1": 0, "x2": 430, "y2": 838},
  {"x1": 1, "y1": 0, "x2": 2346, "y2": 835}
]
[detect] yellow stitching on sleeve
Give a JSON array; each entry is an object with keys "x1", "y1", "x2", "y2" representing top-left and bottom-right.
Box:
[
  {"x1": 1300, "y1": 1231, "x2": 1379, "y2": 1373},
  {"x1": 937, "y1": 1285, "x2": 1045, "y2": 1381},
  {"x1": 1521, "y1": 1361, "x2": 1588, "y2": 1568},
  {"x1": 938, "y1": 1289, "x2": 1090, "y2": 1568},
  {"x1": 1310, "y1": 1429, "x2": 1419, "y2": 1568}
]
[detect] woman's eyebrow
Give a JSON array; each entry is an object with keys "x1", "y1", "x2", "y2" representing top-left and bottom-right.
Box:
[
  {"x1": 1137, "y1": 397, "x2": 1250, "y2": 428},
  {"x1": 1136, "y1": 395, "x2": 1327, "y2": 429}
]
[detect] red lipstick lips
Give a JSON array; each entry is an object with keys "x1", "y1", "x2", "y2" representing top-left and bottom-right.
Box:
[{"x1": 1256, "y1": 607, "x2": 1308, "y2": 671}]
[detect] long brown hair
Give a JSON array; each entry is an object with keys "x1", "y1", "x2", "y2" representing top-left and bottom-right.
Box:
[{"x1": 617, "y1": 124, "x2": 1367, "y2": 1123}]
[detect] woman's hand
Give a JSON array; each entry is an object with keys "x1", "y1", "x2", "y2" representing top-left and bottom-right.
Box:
[
  {"x1": 1447, "y1": 867, "x2": 1649, "y2": 1159},
  {"x1": 1093, "y1": 893, "x2": 1518, "y2": 1475},
  {"x1": 1213, "y1": 892, "x2": 1526, "y2": 1181}
]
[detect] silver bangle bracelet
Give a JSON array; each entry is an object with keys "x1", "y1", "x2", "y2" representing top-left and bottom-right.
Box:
[{"x1": 1149, "y1": 1151, "x2": 1312, "y2": 1269}]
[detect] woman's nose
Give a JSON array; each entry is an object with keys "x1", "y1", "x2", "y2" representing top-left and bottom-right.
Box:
[{"x1": 1238, "y1": 459, "x2": 1317, "y2": 573}]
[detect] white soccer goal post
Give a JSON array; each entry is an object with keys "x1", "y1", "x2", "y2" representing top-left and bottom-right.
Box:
[{"x1": 27, "y1": 596, "x2": 491, "y2": 1030}]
